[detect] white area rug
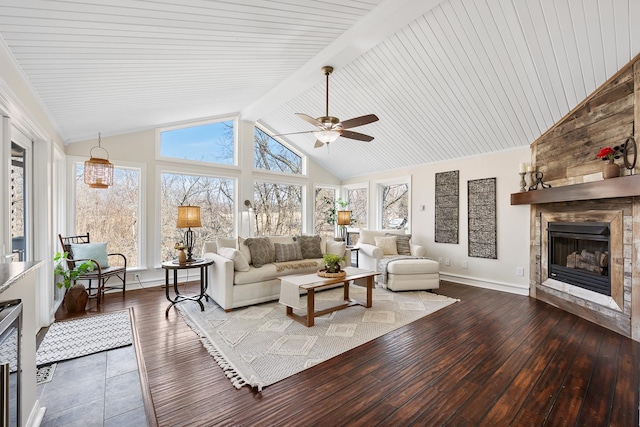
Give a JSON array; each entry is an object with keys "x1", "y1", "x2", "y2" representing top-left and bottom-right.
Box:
[
  {"x1": 179, "y1": 286, "x2": 459, "y2": 391},
  {"x1": 36, "y1": 310, "x2": 132, "y2": 366}
]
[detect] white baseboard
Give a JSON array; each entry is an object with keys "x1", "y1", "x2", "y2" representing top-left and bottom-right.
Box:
[{"x1": 440, "y1": 272, "x2": 529, "y2": 296}]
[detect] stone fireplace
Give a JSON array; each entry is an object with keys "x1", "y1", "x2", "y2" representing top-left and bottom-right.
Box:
[
  {"x1": 531, "y1": 203, "x2": 629, "y2": 336},
  {"x1": 510, "y1": 54, "x2": 640, "y2": 341}
]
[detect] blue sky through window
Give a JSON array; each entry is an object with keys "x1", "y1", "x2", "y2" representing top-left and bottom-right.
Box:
[{"x1": 160, "y1": 120, "x2": 234, "y2": 165}]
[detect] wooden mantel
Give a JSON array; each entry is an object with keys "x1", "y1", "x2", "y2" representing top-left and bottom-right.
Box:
[{"x1": 511, "y1": 174, "x2": 640, "y2": 205}]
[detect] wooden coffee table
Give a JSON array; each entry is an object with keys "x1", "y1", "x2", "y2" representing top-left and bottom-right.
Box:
[{"x1": 279, "y1": 267, "x2": 379, "y2": 327}]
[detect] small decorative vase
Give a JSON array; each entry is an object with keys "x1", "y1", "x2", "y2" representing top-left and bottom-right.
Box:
[
  {"x1": 177, "y1": 249, "x2": 187, "y2": 265},
  {"x1": 64, "y1": 284, "x2": 88, "y2": 313},
  {"x1": 602, "y1": 160, "x2": 620, "y2": 179}
]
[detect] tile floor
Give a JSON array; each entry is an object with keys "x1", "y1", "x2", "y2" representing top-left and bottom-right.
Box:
[{"x1": 36, "y1": 345, "x2": 148, "y2": 426}]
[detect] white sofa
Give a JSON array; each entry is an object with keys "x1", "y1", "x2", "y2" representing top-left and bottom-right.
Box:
[
  {"x1": 203, "y1": 235, "x2": 349, "y2": 311},
  {"x1": 355, "y1": 229, "x2": 440, "y2": 291}
]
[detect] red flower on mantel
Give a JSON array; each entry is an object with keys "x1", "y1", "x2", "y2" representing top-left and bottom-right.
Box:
[{"x1": 596, "y1": 146, "x2": 619, "y2": 162}]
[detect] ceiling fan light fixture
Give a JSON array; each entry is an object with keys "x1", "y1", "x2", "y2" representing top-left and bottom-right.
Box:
[{"x1": 313, "y1": 129, "x2": 340, "y2": 144}]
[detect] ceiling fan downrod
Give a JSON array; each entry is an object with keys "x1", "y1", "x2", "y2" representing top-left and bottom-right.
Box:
[{"x1": 322, "y1": 66, "x2": 333, "y2": 118}]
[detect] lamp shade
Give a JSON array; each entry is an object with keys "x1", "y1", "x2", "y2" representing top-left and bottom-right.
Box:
[
  {"x1": 177, "y1": 206, "x2": 202, "y2": 228},
  {"x1": 337, "y1": 210, "x2": 351, "y2": 226},
  {"x1": 313, "y1": 129, "x2": 341, "y2": 144},
  {"x1": 84, "y1": 157, "x2": 114, "y2": 189}
]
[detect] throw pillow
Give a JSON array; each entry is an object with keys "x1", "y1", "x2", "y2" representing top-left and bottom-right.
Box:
[
  {"x1": 374, "y1": 236, "x2": 398, "y2": 256},
  {"x1": 387, "y1": 233, "x2": 412, "y2": 256},
  {"x1": 274, "y1": 242, "x2": 303, "y2": 262},
  {"x1": 243, "y1": 237, "x2": 275, "y2": 268},
  {"x1": 294, "y1": 235, "x2": 323, "y2": 259},
  {"x1": 237, "y1": 236, "x2": 252, "y2": 265},
  {"x1": 217, "y1": 247, "x2": 250, "y2": 272},
  {"x1": 70, "y1": 242, "x2": 109, "y2": 268}
]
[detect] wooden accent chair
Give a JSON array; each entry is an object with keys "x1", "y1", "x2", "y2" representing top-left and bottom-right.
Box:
[{"x1": 58, "y1": 233, "x2": 127, "y2": 305}]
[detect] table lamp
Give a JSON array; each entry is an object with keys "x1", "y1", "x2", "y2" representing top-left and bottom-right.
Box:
[
  {"x1": 177, "y1": 205, "x2": 202, "y2": 262},
  {"x1": 337, "y1": 210, "x2": 351, "y2": 241}
]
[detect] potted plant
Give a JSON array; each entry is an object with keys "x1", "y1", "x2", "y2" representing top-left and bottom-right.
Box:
[
  {"x1": 322, "y1": 253, "x2": 346, "y2": 274},
  {"x1": 54, "y1": 251, "x2": 95, "y2": 312}
]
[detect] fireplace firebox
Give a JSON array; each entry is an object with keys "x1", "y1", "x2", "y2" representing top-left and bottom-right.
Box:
[{"x1": 548, "y1": 222, "x2": 610, "y2": 296}]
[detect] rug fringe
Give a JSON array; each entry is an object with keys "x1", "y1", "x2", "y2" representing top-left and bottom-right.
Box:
[{"x1": 177, "y1": 305, "x2": 265, "y2": 392}]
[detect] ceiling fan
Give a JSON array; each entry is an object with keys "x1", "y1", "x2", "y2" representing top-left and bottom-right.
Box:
[{"x1": 278, "y1": 66, "x2": 379, "y2": 148}]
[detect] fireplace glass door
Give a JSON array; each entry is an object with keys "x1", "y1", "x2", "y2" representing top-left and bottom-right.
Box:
[{"x1": 548, "y1": 222, "x2": 610, "y2": 296}]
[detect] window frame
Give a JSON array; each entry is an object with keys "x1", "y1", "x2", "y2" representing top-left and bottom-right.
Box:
[
  {"x1": 69, "y1": 157, "x2": 147, "y2": 270},
  {"x1": 313, "y1": 184, "x2": 340, "y2": 239},
  {"x1": 344, "y1": 182, "x2": 370, "y2": 232},
  {"x1": 375, "y1": 176, "x2": 411, "y2": 232},
  {"x1": 155, "y1": 164, "x2": 239, "y2": 267},
  {"x1": 254, "y1": 123, "x2": 308, "y2": 177},
  {"x1": 155, "y1": 116, "x2": 238, "y2": 168},
  {"x1": 252, "y1": 174, "x2": 306, "y2": 237}
]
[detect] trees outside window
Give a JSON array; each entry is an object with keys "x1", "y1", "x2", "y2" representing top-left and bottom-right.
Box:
[
  {"x1": 253, "y1": 181, "x2": 302, "y2": 236},
  {"x1": 75, "y1": 164, "x2": 141, "y2": 267},
  {"x1": 347, "y1": 188, "x2": 368, "y2": 230},
  {"x1": 254, "y1": 127, "x2": 302, "y2": 174},
  {"x1": 161, "y1": 172, "x2": 234, "y2": 261},
  {"x1": 315, "y1": 187, "x2": 336, "y2": 239},
  {"x1": 159, "y1": 119, "x2": 234, "y2": 165},
  {"x1": 381, "y1": 183, "x2": 409, "y2": 229}
]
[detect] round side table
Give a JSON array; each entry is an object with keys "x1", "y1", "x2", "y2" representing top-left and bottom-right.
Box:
[{"x1": 161, "y1": 258, "x2": 213, "y2": 317}]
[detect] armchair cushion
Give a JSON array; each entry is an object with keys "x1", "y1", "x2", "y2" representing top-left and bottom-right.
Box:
[
  {"x1": 375, "y1": 236, "x2": 398, "y2": 255},
  {"x1": 388, "y1": 233, "x2": 412, "y2": 256},
  {"x1": 218, "y1": 247, "x2": 250, "y2": 272},
  {"x1": 238, "y1": 236, "x2": 252, "y2": 265},
  {"x1": 70, "y1": 242, "x2": 109, "y2": 268}
]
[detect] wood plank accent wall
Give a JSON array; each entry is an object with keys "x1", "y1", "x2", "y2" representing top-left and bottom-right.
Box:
[{"x1": 529, "y1": 54, "x2": 640, "y2": 342}]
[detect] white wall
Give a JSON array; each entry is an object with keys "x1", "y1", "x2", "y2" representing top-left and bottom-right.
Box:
[{"x1": 342, "y1": 147, "x2": 532, "y2": 295}]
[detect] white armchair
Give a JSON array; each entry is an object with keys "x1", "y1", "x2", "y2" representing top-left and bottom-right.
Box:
[{"x1": 356, "y1": 229, "x2": 439, "y2": 291}]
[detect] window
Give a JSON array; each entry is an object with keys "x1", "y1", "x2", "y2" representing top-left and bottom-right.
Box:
[
  {"x1": 381, "y1": 183, "x2": 409, "y2": 230},
  {"x1": 159, "y1": 119, "x2": 234, "y2": 165},
  {"x1": 315, "y1": 187, "x2": 336, "y2": 239},
  {"x1": 75, "y1": 164, "x2": 141, "y2": 267},
  {"x1": 347, "y1": 187, "x2": 368, "y2": 230},
  {"x1": 161, "y1": 172, "x2": 234, "y2": 261},
  {"x1": 253, "y1": 181, "x2": 302, "y2": 236},
  {"x1": 254, "y1": 127, "x2": 302, "y2": 174}
]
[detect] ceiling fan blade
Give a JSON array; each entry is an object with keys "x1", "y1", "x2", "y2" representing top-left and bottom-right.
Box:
[
  {"x1": 272, "y1": 130, "x2": 315, "y2": 137},
  {"x1": 314, "y1": 140, "x2": 325, "y2": 148},
  {"x1": 296, "y1": 113, "x2": 324, "y2": 128},
  {"x1": 340, "y1": 114, "x2": 379, "y2": 130},
  {"x1": 341, "y1": 130, "x2": 374, "y2": 142}
]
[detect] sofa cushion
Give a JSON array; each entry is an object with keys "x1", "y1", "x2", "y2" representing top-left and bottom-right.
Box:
[
  {"x1": 218, "y1": 247, "x2": 250, "y2": 272},
  {"x1": 375, "y1": 236, "x2": 398, "y2": 255},
  {"x1": 244, "y1": 237, "x2": 275, "y2": 268},
  {"x1": 387, "y1": 233, "x2": 411, "y2": 256},
  {"x1": 294, "y1": 235, "x2": 323, "y2": 259},
  {"x1": 233, "y1": 259, "x2": 321, "y2": 285},
  {"x1": 268, "y1": 236, "x2": 295, "y2": 246},
  {"x1": 238, "y1": 236, "x2": 252, "y2": 265},
  {"x1": 217, "y1": 237, "x2": 237, "y2": 250},
  {"x1": 274, "y1": 242, "x2": 303, "y2": 262}
]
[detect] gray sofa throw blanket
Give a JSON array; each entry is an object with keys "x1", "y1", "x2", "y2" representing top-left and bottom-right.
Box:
[{"x1": 377, "y1": 256, "x2": 428, "y2": 286}]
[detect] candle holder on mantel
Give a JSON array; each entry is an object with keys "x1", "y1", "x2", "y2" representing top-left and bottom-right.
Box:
[{"x1": 519, "y1": 172, "x2": 527, "y2": 192}]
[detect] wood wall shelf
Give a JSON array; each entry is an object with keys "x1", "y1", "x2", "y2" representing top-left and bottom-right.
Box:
[{"x1": 510, "y1": 174, "x2": 640, "y2": 205}]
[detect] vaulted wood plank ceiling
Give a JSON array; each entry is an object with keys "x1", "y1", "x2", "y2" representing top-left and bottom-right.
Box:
[{"x1": 0, "y1": 0, "x2": 638, "y2": 179}]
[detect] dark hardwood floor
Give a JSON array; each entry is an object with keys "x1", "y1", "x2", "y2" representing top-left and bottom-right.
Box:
[{"x1": 57, "y1": 281, "x2": 640, "y2": 426}]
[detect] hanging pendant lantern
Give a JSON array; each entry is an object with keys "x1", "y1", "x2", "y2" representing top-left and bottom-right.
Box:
[{"x1": 84, "y1": 132, "x2": 114, "y2": 189}]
